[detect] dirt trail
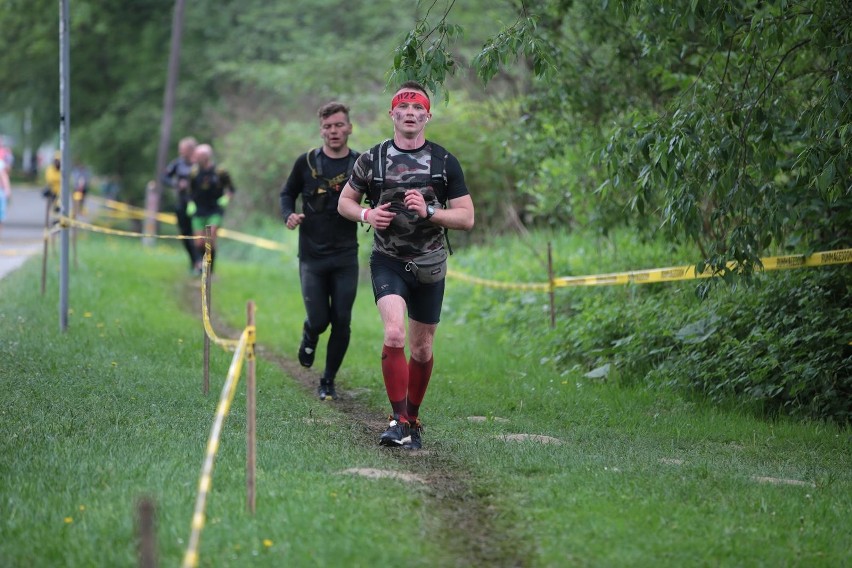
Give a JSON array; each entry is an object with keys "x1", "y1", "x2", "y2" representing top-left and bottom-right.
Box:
[{"x1": 183, "y1": 279, "x2": 531, "y2": 566}]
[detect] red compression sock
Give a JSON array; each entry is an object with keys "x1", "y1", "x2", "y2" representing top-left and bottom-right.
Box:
[
  {"x1": 406, "y1": 355, "x2": 434, "y2": 419},
  {"x1": 381, "y1": 345, "x2": 408, "y2": 418}
]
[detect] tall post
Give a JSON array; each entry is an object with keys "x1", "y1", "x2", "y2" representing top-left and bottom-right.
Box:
[
  {"x1": 136, "y1": 497, "x2": 158, "y2": 568},
  {"x1": 58, "y1": 0, "x2": 71, "y2": 331},
  {"x1": 41, "y1": 197, "x2": 51, "y2": 295},
  {"x1": 72, "y1": 193, "x2": 79, "y2": 269},
  {"x1": 202, "y1": 226, "x2": 212, "y2": 395},
  {"x1": 145, "y1": 0, "x2": 186, "y2": 245},
  {"x1": 547, "y1": 242, "x2": 556, "y2": 329},
  {"x1": 246, "y1": 301, "x2": 256, "y2": 514}
]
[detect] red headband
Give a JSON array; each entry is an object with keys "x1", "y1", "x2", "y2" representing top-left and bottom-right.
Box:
[{"x1": 391, "y1": 91, "x2": 431, "y2": 112}]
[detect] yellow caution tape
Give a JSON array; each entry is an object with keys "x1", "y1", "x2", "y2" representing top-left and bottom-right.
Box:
[
  {"x1": 99, "y1": 198, "x2": 288, "y2": 251},
  {"x1": 552, "y1": 248, "x2": 852, "y2": 288},
  {"x1": 102, "y1": 199, "x2": 177, "y2": 224},
  {"x1": 182, "y1": 325, "x2": 252, "y2": 568},
  {"x1": 199, "y1": 250, "x2": 241, "y2": 350},
  {"x1": 446, "y1": 269, "x2": 550, "y2": 292},
  {"x1": 0, "y1": 248, "x2": 42, "y2": 257},
  {"x1": 449, "y1": 248, "x2": 852, "y2": 291},
  {"x1": 217, "y1": 228, "x2": 288, "y2": 251},
  {"x1": 56, "y1": 216, "x2": 199, "y2": 240}
]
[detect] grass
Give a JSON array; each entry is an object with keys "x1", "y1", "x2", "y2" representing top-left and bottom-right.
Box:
[{"x1": 1, "y1": 228, "x2": 850, "y2": 567}]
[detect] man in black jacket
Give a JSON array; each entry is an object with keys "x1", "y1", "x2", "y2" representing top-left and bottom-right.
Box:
[
  {"x1": 161, "y1": 136, "x2": 198, "y2": 273},
  {"x1": 280, "y1": 102, "x2": 360, "y2": 400}
]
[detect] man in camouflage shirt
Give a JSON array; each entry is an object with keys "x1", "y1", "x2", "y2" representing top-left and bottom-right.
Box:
[{"x1": 338, "y1": 81, "x2": 475, "y2": 449}]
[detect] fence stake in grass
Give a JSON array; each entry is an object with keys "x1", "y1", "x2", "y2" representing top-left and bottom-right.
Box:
[
  {"x1": 136, "y1": 497, "x2": 158, "y2": 568},
  {"x1": 202, "y1": 226, "x2": 213, "y2": 395},
  {"x1": 72, "y1": 193, "x2": 79, "y2": 269},
  {"x1": 246, "y1": 300, "x2": 256, "y2": 514},
  {"x1": 547, "y1": 241, "x2": 556, "y2": 329},
  {"x1": 41, "y1": 196, "x2": 51, "y2": 295}
]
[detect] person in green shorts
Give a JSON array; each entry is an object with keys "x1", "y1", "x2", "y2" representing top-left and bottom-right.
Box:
[{"x1": 187, "y1": 144, "x2": 235, "y2": 274}]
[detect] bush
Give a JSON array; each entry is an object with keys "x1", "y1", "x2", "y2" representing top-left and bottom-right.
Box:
[
  {"x1": 451, "y1": 228, "x2": 851, "y2": 424},
  {"x1": 650, "y1": 267, "x2": 852, "y2": 422}
]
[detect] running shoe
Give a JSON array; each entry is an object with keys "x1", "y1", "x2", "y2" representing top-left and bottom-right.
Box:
[
  {"x1": 298, "y1": 336, "x2": 316, "y2": 368},
  {"x1": 403, "y1": 418, "x2": 422, "y2": 450},
  {"x1": 379, "y1": 414, "x2": 410, "y2": 446},
  {"x1": 317, "y1": 379, "x2": 337, "y2": 401}
]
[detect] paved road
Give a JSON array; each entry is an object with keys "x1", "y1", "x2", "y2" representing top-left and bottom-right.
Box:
[{"x1": 0, "y1": 186, "x2": 52, "y2": 279}]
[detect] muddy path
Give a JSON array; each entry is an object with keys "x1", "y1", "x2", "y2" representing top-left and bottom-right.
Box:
[{"x1": 183, "y1": 278, "x2": 531, "y2": 566}]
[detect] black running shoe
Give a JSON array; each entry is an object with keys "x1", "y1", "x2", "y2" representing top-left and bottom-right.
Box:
[
  {"x1": 379, "y1": 415, "x2": 410, "y2": 446},
  {"x1": 403, "y1": 418, "x2": 422, "y2": 450},
  {"x1": 298, "y1": 338, "x2": 316, "y2": 368},
  {"x1": 317, "y1": 379, "x2": 337, "y2": 401}
]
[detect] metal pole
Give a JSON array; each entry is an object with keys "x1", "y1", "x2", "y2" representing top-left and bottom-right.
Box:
[{"x1": 58, "y1": 0, "x2": 71, "y2": 332}]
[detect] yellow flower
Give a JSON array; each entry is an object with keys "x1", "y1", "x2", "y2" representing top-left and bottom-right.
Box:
[
  {"x1": 78, "y1": 505, "x2": 86, "y2": 511},
  {"x1": 64, "y1": 517, "x2": 73, "y2": 524},
  {"x1": 263, "y1": 539, "x2": 273, "y2": 548},
  {"x1": 83, "y1": 312, "x2": 93, "y2": 318}
]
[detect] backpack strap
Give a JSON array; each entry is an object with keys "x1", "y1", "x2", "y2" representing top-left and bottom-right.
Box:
[
  {"x1": 426, "y1": 141, "x2": 454, "y2": 254},
  {"x1": 309, "y1": 147, "x2": 358, "y2": 184},
  {"x1": 345, "y1": 150, "x2": 358, "y2": 179},
  {"x1": 367, "y1": 139, "x2": 391, "y2": 207},
  {"x1": 428, "y1": 141, "x2": 448, "y2": 205},
  {"x1": 307, "y1": 147, "x2": 323, "y2": 178}
]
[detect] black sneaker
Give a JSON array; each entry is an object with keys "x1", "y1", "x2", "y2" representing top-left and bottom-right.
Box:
[
  {"x1": 403, "y1": 418, "x2": 422, "y2": 450},
  {"x1": 379, "y1": 415, "x2": 410, "y2": 447},
  {"x1": 317, "y1": 379, "x2": 337, "y2": 401},
  {"x1": 298, "y1": 337, "x2": 316, "y2": 368}
]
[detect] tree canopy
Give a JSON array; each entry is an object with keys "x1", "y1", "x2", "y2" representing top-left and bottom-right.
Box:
[
  {"x1": 393, "y1": 0, "x2": 851, "y2": 277},
  {"x1": 0, "y1": 0, "x2": 848, "y2": 269}
]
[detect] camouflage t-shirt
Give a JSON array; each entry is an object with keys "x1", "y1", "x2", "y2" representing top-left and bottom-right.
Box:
[{"x1": 349, "y1": 140, "x2": 469, "y2": 260}]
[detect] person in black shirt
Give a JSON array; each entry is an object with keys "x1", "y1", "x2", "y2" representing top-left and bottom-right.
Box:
[
  {"x1": 187, "y1": 144, "x2": 235, "y2": 274},
  {"x1": 161, "y1": 136, "x2": 198, "y2": 273},
  {"x1": 280, "y1": 102, "x2": 360, "y2": 400},
  {"x1": 338, "y1": 82, "x2": 475, "y2": 449}
]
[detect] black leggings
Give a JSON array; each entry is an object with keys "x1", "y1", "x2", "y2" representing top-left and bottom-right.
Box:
[
  {"x1": 299, "y1": 254, "x2": 359, "y2": 380},
  {"x1": 176, "y1": 204, "x2": 198, "y2": 268}
]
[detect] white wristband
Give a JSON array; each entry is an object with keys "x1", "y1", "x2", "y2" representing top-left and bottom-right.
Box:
[{"x1": 360, "y1": 208, "x2": 368, "y2": 223}]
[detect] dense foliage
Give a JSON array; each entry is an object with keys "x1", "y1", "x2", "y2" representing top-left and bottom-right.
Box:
[
  {"x1": 393, "y1": 0, "x2": 851, "y2": 273},
  {"x1": 452, "y1": 232, "x2": 851, "y2": 424}
]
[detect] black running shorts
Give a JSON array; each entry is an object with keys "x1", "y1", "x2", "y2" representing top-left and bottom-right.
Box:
[{"x1": 370, "y1": 250, "x2": 445, "y2": 325}]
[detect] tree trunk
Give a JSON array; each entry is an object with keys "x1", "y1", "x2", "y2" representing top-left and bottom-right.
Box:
[{"x1": 144, "y1": 0, "x2": 185, "y2": 245}]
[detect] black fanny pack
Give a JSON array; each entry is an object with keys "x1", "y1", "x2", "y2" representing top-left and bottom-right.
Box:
[{"x1": 405, "y1": 248, "x2": 448, "y2": 284}]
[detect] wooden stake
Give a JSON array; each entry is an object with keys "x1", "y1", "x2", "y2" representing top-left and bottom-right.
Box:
[
  {"x1": 202, "y1": 226, "x2": 212, "y2": 395},
  {"x1": 41, "y1": 196, "x2": 51, "y2": 295},
  {"x1": 72, "y1": 194, "x2": 78, "y2": 269},
  {"x1": 547, "y1": 242, "x2": 556, "y2": 329},
  {"x1": 136, "y1": 497, "x2": 157, "y2": 568},
  {"x1": 246, "y1": 300, "x2": 256, "y2": 514}
]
